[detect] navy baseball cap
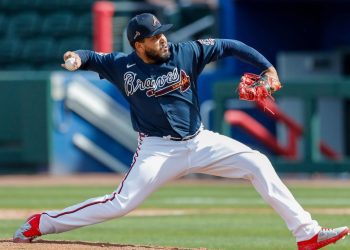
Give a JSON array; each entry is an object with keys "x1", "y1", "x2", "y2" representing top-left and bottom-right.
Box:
[{"x1": 127, "y1": 13, "x2": 173, "y2": 45}]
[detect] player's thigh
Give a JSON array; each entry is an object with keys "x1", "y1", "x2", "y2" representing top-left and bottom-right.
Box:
[
  {"x1": 199, "y1": 151, "x2": 274, "y2": 179},
  {"x1": 191, "y1": 130, "x2": 272, "y2": 178},
  {"x1": 116, "y1": 139, "x2": 188, "y2": 202},
  {"x1": 191, "y1": 129, "x2": 253, "y2": 166}
]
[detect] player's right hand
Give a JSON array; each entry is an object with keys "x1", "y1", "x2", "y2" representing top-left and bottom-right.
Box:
[{"x1": 61, "y1": 51, "x2": 82, "y2": 71}]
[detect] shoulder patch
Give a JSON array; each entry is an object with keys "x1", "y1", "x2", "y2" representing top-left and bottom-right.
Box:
[{"x1": 197, "y1": 38, "x2": 215, "y2": 46}]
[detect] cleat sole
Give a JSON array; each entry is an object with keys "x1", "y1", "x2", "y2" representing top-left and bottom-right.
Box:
[{"x1": 13, "y1": 237, "x2": 32, "y2": 243}]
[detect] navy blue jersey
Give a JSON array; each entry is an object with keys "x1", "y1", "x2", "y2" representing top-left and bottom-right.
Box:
[{"x1": 76, "y1": 39, "x2": 272, "y2": 138}]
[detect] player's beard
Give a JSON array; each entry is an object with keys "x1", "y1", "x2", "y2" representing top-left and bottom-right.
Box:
[{"x1": 145, "y1": 47, "x2": 171, "y2": 64}]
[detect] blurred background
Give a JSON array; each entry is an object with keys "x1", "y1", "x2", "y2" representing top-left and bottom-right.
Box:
[{"x1": 0, "y1": 0, "x2": 349, "y2": 176}]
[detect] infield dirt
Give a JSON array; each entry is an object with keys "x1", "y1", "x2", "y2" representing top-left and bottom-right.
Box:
[{"x1": 0, "y1": 239, "x2": 207, "y2": 250}]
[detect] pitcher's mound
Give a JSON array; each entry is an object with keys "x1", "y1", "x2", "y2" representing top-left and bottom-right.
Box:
[{"x1": 0, "y1": 239, "x2": 206, "y2": 250}]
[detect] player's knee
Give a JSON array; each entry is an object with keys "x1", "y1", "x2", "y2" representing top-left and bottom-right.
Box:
[
  {"x1": 111, "y1": 197, "x2": 140, "y2": 217},
  {"x1": 247, "y1": 151, "x2": 271, "y2": 165},
  {"x1": 257, "y1": 152, "x2": 272, "y2": 166},
  {"x1": 107, "y1": 204, "x2": 133, "y2": 219},
  {"x1": 247, "y1": 151, "x2": 275, "y2": 176}
]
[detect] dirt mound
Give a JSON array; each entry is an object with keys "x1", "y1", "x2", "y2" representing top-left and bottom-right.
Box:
[{"x1": 0, "y1": 239, "x2": 206, "y2": 250}]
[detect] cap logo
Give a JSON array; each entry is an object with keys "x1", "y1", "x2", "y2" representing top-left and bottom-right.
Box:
[
  {"x1": 134, "y1": 31, "x2": 140, "y2": 39},
  {"x1": 152, "y1": 15, "x2": 160, "y2": 26}
]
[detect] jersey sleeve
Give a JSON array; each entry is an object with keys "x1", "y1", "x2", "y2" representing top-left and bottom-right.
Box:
[
  {"x1": 75, "y1": 50, "x2": 125, "y2": 80},
  {"x1": 189, "y1": 38, "x2": 272, "y2": 74}
]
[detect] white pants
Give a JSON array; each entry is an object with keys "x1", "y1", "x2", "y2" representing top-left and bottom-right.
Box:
[{"x1": 40, "y1": 129, "x2": 320, "y2": 241}]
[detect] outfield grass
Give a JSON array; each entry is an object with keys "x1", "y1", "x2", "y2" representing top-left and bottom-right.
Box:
[{"x1": 1, "y1": 181, "x2": 350, "y2": 249}]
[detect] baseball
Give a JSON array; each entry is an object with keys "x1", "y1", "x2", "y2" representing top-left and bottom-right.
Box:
[{"x1": 65, "y1": 57, "x2": 76, "y2": 71}]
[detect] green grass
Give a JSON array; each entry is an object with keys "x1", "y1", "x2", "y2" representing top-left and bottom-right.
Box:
[{"x1": 1, "y1": 182, "x2": 350, "y2": 249}]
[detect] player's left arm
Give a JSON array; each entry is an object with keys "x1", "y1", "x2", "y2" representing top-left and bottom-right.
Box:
[
  {"x1": 192, "y1": 38, "x2": 281, "y2": 90},
  {"x1": 220, "y1": 39, "x2": 282, "y2": 92}
]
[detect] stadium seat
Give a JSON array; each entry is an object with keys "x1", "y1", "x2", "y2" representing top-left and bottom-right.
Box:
[
  {"x1": 57, "y1": 37, "x2": 92, "y2": 58},
  {"x1": 0, "y1": 14, "x2": 8, "y2": 38},
  {"x1": 8, "y1": 12, "x2": 42, "y2": 38},
  {"x1": 63, "y1": 0, "x2": 96, "y2": 12},
  {"x1": 0, "y1": 1, "x2": 95, "y2": 70},
  {"x1": 42, "y1": 12, "x2": 76, "y2": 38},
  {"x1": 21, "y1": 38, "x2": 56, "y2": 65},
  {"x1": 0, "y1": 0, "x2": 34, "y2": 13},
  {"x1": 77, "y1": 13, "x2": 93, "y2": 36},
  {"x1": 33, "y1": 0, "x2": 62, "y2": 13},
  {"x1": 0, "y1": 39, "x2": 21, "y2": 64}
]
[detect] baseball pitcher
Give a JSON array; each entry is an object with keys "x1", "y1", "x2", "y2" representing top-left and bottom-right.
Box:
[{"x1": 14, "y1": 13, "x2": 348, "y2": 250}]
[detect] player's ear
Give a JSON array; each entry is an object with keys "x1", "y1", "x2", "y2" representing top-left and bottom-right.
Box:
[{"x1": 134, "y1": 40, "x2": 144, "y2": 52}]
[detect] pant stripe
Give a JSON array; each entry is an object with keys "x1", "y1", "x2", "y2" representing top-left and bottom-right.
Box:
[
  {"x1": 43, "y1": 193, "x2": 117, "y2": 218},
  {"x1": 43, "y1": 133, "x2": 146, "y2": 219},
  {"x1": 117, "y1": 133, "x2": 145, "y2": 194}
]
